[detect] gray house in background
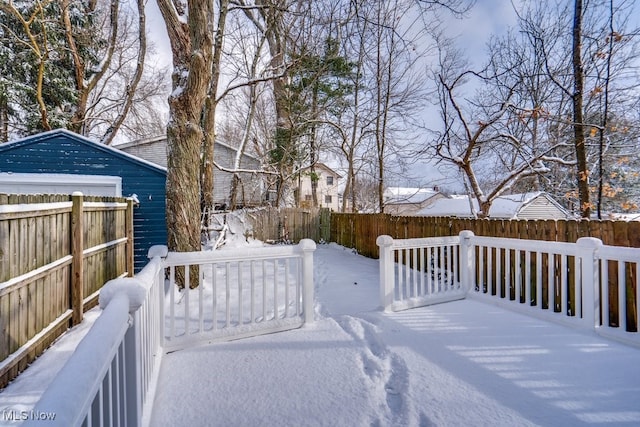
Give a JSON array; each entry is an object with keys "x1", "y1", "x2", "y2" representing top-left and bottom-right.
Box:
[{"x1": 115, "y1": 136, "x2": 264, "y2": 209}]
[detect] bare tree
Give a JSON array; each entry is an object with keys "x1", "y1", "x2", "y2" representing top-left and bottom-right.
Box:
[
  {"x1": 156, "y1": 0, "x2": 214, "y2": 286},
  {"x1": 428, "y1": 35, "x2": 574, "y2": 217},
  {"x1": 514, "y1": 0, "x2": 640, "y2": 216},
  {"x1": 368, "y1": 0, "x2": 429, "y2": 212},
  {"x1": 0, "y1": 0, "x2": 156, "y2": 143},
  {"x1": 201, "y1": 0, "x2": 230, "y2": 220}
]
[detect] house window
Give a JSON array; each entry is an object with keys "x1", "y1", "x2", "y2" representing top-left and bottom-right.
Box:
[
  {"x1": 325, "y1": 195, "x2": 332, "y2": 204},
  {"x1": 305, "y1": 195, "x2": 312, "y2": 201},
  {"x1": 326, "y1": 176, "x2": 334, "y2": 186}
]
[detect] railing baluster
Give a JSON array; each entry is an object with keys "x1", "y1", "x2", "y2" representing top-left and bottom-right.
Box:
[
  {"x1": 296, "y1": 258, "x2": 302, "y2": 316},
  {"x1": 418, "y1": 247, "x2": 424, "y2": 296},
  {"x1": 212, "y1": 263, "x2": 217, "y2": 330},
  {"x1": 199, "y1": 264, "x2": 204, "y2": 333},
  {"x1": 602, "y1": 258, "x2": 609, "y2": 326},
  {"x1": 250, "y1": 260, "x2": 256, "y2": 323},
  {"x1": 238, "y1": 262, "x2": 243, "y2": 325},
  {"x1": 285, "y1": 258, "x2": 290, "y2": 318},
  {"x1": 170, "y1": 266, "x2": 175, "y2": 339},
  {"x1": 273, "y1": 260, "x2": 279, "y2": 320},
  {"x1": 525, "y1": 250, "x2": 531, "y2": 306},
  {"x1": 479, "y1": 245, "x2": 484, "y2": 293},
  {"x1": 574, "y1": 254, "x2": 582, "y2": 318},
  {"x1": 547, "y1": 252, "x2": 556, "y2": 312},
  {"x1": 515, "y1": 249, "x2": 521, "y2": 303},
  {"x1": 486, "y1": 246, "x2": 492, "y2": 294},
  {"x1": 412, "y1": 248, "x2": 418, "y2": 298},
  {"x1": 225, "y1": 262, "x2": 231, "y2": 327},
  {"x1": 561, "y1": 255, "x2": 568, "y2": 316},
  {"x1": 403, "y1": 249, "x2": 409, "y2": 299},
  {"x1": 453, "y1": 244, "x2": 458, "y2": 289},
  {"x1": 262, "y1": 259, "x2": 267, "y2": 322},
  {"x1": 536, "y1": 252, "x2": 542, "y2": 308},
  {"x1": 618, "y1": 261, "x2": 626, "y2": 331},
  {"x1": 426, "y1": 246, "x2": 432, "y2": 295},
  {"x1": 185, "y1": 266, "x2": 190, "y2": 334}
]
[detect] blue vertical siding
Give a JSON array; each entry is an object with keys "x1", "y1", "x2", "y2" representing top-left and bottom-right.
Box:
[{"x1": 0, "y1": 130, "x2": 167, "y2": 271}]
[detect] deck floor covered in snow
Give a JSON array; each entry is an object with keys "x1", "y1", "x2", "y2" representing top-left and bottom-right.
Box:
[{"x1": 149, "y1": 244, "x2": 640, "y2": 427}]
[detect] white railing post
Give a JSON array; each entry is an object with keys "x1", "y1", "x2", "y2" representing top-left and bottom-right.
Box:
[
  {"x1": 576, "y1": 237, "x2": 603, "y2": 329},
  {"x1": 459, "y1": 230, "x2": 475, "y2": 294},
  {"x1": 299, "y1": 239, "x2": 316, "y2": 324},
  {"x1": 101, "y1": 277, "x2": 147, "y2": 427},
  {"x1": 125, "y1": 300, "x2": 143, "y2": 427},
  {"x1": 377, "y1": 235, "x2": 395, "y2": 311}
]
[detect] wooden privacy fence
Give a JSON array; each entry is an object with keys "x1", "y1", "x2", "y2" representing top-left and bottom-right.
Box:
[
  {"x1": 0, "y1": 192, "x2": 134, "y2": 388},
  {"x1": 331, "y1": 213, "x2": 640, "y2": 258},
  {"x1": 232, "y1": 207, "x2": 331, "y2": 243}
]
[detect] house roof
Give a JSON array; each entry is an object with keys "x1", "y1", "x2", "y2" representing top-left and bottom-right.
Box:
[
  {"x1": 0, "y1": 129, "x2": 167, "y2": 175},
  {"x1": 418, "y1": 195, "x2": 476, "y2": 217},
  {"x1": 114, "y1": 134, "x2": 261, "y2": 161},
  {"x1": 417, "y1": 192, "x2": 570, "y2": 219},
  {"x1": 302, "y1": 162, "x2": 342, "y2": 178},
  {"x1": 384, "y1": 187, "x2": 440, "y2": 205},
  {"x1": 603, "y1": 213, "x2": 640, "y2": 221}
]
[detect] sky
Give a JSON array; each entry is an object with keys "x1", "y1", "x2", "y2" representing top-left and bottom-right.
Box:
[
  {"x1": 2, "y1": 232, "x2": 639, "y2": 426},
  {"x1": 140, "y1": 0, "x2": 521, "y2": 192}
]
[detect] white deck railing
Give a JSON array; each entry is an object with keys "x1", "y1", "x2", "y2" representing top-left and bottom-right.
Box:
[
  {"x1": 376, "y1": 232, "x2": 472, "y2": 312},
  {"x1": 161, "y1": 240, "x2": 316, "y2": 352},
  {"x1": 378, "y1": 231, "x2": 640, "y2": 347},
  {"x1": 25, "y1": 240, "x2": 316, "y2": 426},
  {"x1": 25, "y1": 250, "x2": 166, "y2": 427}
]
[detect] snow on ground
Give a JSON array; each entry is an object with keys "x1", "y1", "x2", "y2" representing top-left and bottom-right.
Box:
[
  {"x1": 0, "y1": 308, "x2": 101, "y2": 423},
  {"x1": 150, "y1": 243, "x2": 640, "y2": 427},
  {"x1": 2, "y1": 242, "x2": 640, "y2": 426}
]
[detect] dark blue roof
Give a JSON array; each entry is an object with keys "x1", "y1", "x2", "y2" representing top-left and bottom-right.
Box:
[{"x1": 0, "y1": 129, "x2": 167, "y2": 271}]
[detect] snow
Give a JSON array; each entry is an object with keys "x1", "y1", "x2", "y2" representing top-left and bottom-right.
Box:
[
  {"x1": 384, "y1": 187, "x2": 440, "y2": 205},
  {"x1": 417, "y1": 192, "x2": 568, "y2": 219},
  {"x1": 2, "y1": 242, "x2": 640, "y2": 426}
]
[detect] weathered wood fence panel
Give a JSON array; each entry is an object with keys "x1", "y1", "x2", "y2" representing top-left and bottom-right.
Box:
[
  {"x1": 239, "y1": 207, "x2": 331, "y2": 243},
  {"x1": 0, "y1": 193, "x2": 134, "y2": 388},
  {"x1": 332, "y1": 213, "x2": 640, "y2": 255}
]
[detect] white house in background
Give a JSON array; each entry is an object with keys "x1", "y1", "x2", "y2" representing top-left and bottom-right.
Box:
[
  {"x1": 418, "y1": 192, "x2": 573, "y2": 220},
  {"x1": 384, "y1": 186, "x2": 445, "y2": 216},
  {"x1": 297, "y1": 163, "x2": 341, "y2": 211}
]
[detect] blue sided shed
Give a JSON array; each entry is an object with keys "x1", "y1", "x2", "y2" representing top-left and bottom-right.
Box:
[{"x1": 0, "y1": 129, "x2": 167, "y2": 271}]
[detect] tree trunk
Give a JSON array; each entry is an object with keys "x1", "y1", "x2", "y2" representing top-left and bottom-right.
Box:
[
  {"x1": 572, "y1": 0, "x2": 590, "y2": 218},
  {"x1": 202, "y1": 0, "x2": 229, "y2": 223},
  {"x1": 158, "y1": 0, "x2": 214, "y2": 288}
]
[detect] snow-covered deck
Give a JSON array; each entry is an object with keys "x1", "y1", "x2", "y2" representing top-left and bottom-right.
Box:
[
  {"x1": 149, "y1": 244, "x2": 640, "y2": 426},
  {"x1": 2, "y1": 243, "x2": 640, "y2": 426}
]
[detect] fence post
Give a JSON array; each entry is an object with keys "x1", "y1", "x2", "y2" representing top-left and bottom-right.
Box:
[
  {"x1": 459, "y1": 230, "x2": 475, "y2": 294},
  {"x1": 299, "y1": 239, "x2": 316, "y2": 323},
  {"x1": 126, "y1": 197, "x2": 135, "y2": 276},
  {"x1": 576, "y1": 237, "x2": 603, "y2": 329},
  {"x1": 377, "y1": 235, "x2": 395, "y2": 311},
  {"x1": 71, "y1": 192, "x2": 84, "y2": 326}
]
